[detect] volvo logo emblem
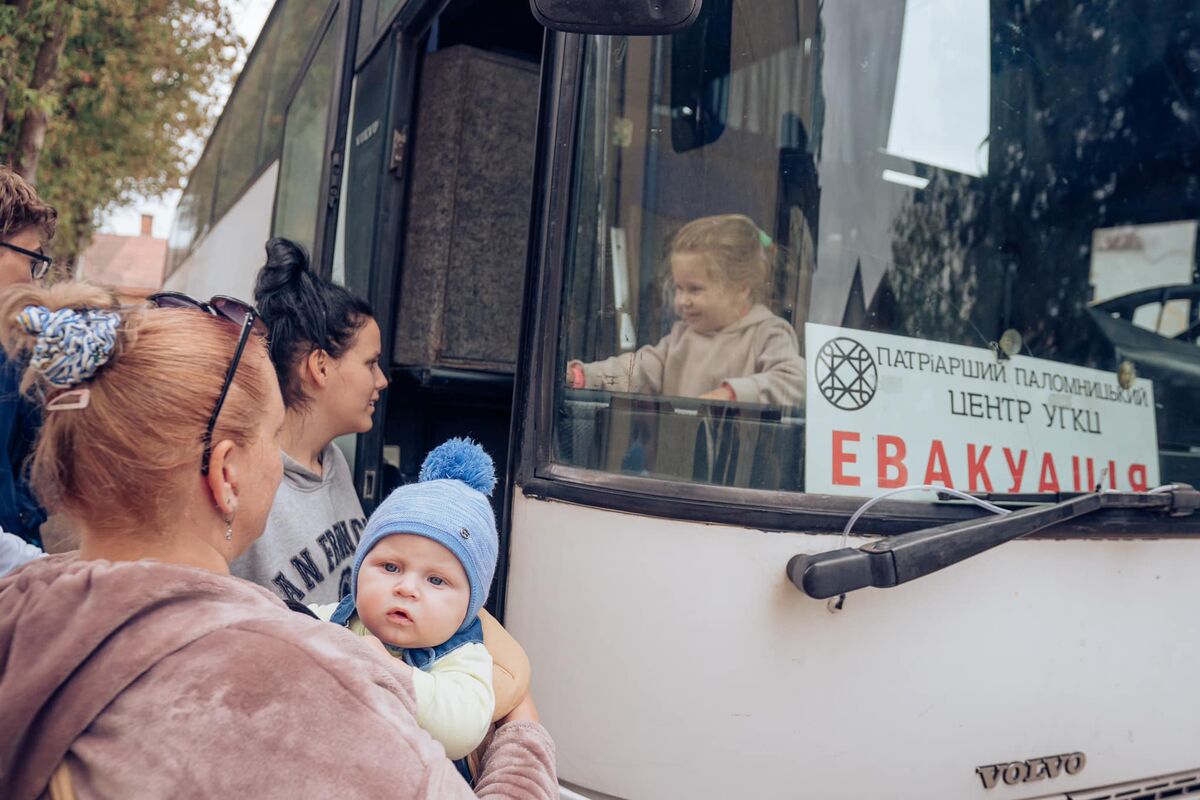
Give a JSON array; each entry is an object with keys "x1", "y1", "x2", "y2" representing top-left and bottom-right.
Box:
[
  {"x1": 975, "y1": 752, "x2": 1086, "y2": 789},
  {"x1": 815, "y1": 336, "x2": 877, "y2": 410}
]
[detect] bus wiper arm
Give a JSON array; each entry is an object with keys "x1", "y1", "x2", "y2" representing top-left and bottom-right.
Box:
[{"x1": 787, "y1": 486, "x2": 1199, "y2": 599}]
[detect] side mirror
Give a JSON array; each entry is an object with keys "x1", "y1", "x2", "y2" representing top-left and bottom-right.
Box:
[{"x1": 529, "y1": 0, "x2": 702, "y2": 35}]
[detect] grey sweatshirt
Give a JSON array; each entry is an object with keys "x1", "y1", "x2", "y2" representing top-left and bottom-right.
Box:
[{"x1": 231, "y1": 443, "x2": 365, "y2": 605}]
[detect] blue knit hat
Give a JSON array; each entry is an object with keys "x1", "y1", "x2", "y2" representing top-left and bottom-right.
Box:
[{"x1": 346, "y1": 438, "x2": 498, "y2": 635}]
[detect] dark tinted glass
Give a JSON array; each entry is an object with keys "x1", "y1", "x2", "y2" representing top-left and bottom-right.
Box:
[
  {"x1": 273, "y1": 21, "x2": 340, "y2": 251},
  {"x1": 260, "y1": 0, "x2": 332, "y2": 165},
  {"x1": 214, "y1": 16, "x2": 282, "y2": 218}
]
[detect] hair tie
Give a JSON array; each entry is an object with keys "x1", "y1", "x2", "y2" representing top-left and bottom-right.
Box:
[
  {"x1": 17, "y1": 305, "x2": 121, "y2": 388},
  {"x1": 758, "y1": 229, "x2": 773, "y2": 248}
]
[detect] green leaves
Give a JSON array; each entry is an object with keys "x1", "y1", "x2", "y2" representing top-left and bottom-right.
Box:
[{"x1": 2, "y1": 0, "x2": 242, "y2": 264}]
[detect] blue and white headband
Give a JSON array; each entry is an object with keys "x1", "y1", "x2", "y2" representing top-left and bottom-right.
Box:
[{"x1": 17, "y1": 305, "x2": 121, "y2": 389}]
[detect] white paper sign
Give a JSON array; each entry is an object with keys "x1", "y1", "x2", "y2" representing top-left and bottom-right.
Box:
[{"x1": 804, "y1": 323, "x2": 1159, "y2": 497}]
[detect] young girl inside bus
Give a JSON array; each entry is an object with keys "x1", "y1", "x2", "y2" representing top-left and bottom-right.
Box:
[
  {"x1": 565, "y1": 213, "x2": 805, "y2": 407},
  {"x1": 311, "y1": 438, "x2": 531, "y2": 771}
]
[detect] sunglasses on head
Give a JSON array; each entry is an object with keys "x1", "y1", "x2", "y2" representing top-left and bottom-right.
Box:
[
  {"x1": 1, "y1": 240, "x2": 52, "y2": 280},
  {"x1": 147, "y1": 292, "x2": 268, "y2": 475}
]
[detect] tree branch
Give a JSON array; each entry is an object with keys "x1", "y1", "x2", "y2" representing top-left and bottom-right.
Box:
[
  {"x1": 13, "y1": 0, "x2": 73, "y2": 183},
  {"x1": 0, "y1": 0, "x2": 34, "y2": 136}
]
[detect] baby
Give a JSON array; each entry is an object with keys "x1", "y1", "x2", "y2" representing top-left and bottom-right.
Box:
[
  {"x1": 567, "y1": 213, "x2": 805, "y2": 407},
  {"x1": 312, "y1": 438, "x2": 502, "y2": 762}
]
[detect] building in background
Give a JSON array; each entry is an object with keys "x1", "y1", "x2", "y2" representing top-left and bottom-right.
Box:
[{"x1": 76, "y1": 213, "x2": 167, "y2": 299}]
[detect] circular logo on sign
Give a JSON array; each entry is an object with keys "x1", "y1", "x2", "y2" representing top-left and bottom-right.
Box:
[{"x1": 815, "y1": 337, "x2": 877, "y2": 410}]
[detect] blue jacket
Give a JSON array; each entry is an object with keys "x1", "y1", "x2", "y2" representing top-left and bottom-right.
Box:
[{"x1": 0, "y1": 351, "x2": 44, "y2": 545}]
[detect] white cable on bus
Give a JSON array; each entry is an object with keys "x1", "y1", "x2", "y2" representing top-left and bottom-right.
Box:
[
  {"x1": 841, "y1": 483, "x2": 1181, "y2": 550},
  {"x1": 838, "y1": 484, "x2": 1012, "y2": 550},
  {"x1": 826, "y1": 486, "x2": 1014, "y2": 613}
]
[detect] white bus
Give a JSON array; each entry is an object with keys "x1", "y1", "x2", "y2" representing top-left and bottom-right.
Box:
[{"x1": 167, "y1": 0, "x2": 1200, "y2": 796}]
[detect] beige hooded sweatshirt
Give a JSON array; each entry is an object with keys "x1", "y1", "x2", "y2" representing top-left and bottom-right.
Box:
[
  {"x1": 0, "y1": 554, "x2": 556, "y2": 800},
  {"x1": 574, "y1": 304, "x2": 805, "y2": 407}
]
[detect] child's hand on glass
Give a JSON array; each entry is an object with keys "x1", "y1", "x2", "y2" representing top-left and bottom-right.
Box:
[
  {"x1": 697, "y1": 383, "x2": 736, "y2": 402},
  {"x1": 564, "y1": 362, "x2": 585, "y2": 389}
]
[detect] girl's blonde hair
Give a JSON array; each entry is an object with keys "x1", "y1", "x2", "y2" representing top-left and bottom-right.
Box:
[
  {"x1": 666, "y1": 213, "x2": 775, "y2": 302},
  {"x1": 0, "y1": 282, "x2": 273, "y2": 536}
]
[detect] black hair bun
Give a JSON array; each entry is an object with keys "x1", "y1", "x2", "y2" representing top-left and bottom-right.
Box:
[
  {"x1": 255, "y1": 238, "x2": 313, "y2": 303},
  {"x1": 251, "y1": 236, "x2": 375, "y2": 409}
]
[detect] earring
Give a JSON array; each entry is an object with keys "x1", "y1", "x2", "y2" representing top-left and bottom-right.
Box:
[{"x1": 224, "y1": 515, "x2": 234, "y2": 541}]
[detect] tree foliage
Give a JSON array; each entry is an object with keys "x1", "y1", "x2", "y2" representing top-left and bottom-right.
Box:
[
  {"x1": 884, "y1": 0, "x2": 1200, "y2": 361},
  {"x1": 0, "y1": 0, "x2": 241, "y2": 262}
]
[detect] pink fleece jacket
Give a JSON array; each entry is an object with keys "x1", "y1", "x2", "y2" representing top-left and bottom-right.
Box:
[
  {"x1": 0, "y1": 554, "x2": 557, "y2": 799},
  {"x1": 573, "y1": 304, "x2": 805, "y2": 406}
]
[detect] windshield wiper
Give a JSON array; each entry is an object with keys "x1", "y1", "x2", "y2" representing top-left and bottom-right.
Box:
[{"x1": 787, "y1": 485, "x2": 1200, "y2": 599}]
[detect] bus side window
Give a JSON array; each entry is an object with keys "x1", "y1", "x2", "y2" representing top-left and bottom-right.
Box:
[{"x1": 273, "y1": 20, "x2": 340, "y2": 251}]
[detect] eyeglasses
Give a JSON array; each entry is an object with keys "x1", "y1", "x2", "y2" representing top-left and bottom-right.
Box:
[
  {"x1": 1, "y1": 240, "x2": 52, "y2": 280},
  {"x1": 148, "y1": 292, "x2": 268, "y2": 475}
]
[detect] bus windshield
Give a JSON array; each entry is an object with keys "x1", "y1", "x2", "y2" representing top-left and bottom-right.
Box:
[{"x1": 553, "y1": 0, "x2": 1200, "y2": 501}]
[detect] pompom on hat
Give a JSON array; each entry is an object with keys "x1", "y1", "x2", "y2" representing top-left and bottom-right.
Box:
[{"x1": 345, "y1": 438, "x2": 499, "y2": 635}]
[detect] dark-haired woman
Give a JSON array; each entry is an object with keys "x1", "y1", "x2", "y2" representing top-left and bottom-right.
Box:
[
  {"x1": 237, "y1": 239, "x2": 535, "y2": 727},
  {"x1": 230, "y1": 238, "x2": 388, "y2": 606}
]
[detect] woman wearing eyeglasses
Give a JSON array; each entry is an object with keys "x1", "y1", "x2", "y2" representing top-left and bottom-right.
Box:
[
  {"x1": 229, "y1": 237, "x2": 389, "y2": 607},
  {"x1": 0, "y1": 167, "x2": 55, "y2": 288},
  {"x1": 0, "y1": 282, "x2": 557, "y2": 798},
  {"x1": 0, "y1": 166, "x2": 57, "y2": 552}
]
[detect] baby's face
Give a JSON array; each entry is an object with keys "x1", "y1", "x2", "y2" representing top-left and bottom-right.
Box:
[
  {"x1": 356, "y1": 533, "x2": 471, "y2": 649},
  {"x1": 670, "y1": 252, "x2": 752, "y2": 334}
]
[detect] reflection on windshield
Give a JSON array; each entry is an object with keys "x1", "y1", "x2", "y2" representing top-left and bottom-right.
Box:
[
  {"x1": 1090, "y1": 221, "x2": 1197, "y2": 337},
  {"x1": 885, "y1": 0, "x2": 989, "y2": 178},
  {"x1": 555, "y1": 0, "x2": 1200, "y2": 495}
]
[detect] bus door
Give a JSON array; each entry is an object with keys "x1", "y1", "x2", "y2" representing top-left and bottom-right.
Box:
[
  {"x1": 331, "y1": 10, "x2": 419, "y2": 508},
  {"x1": 336, "y1": 1, "x2": 545, "y2": 618}
]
